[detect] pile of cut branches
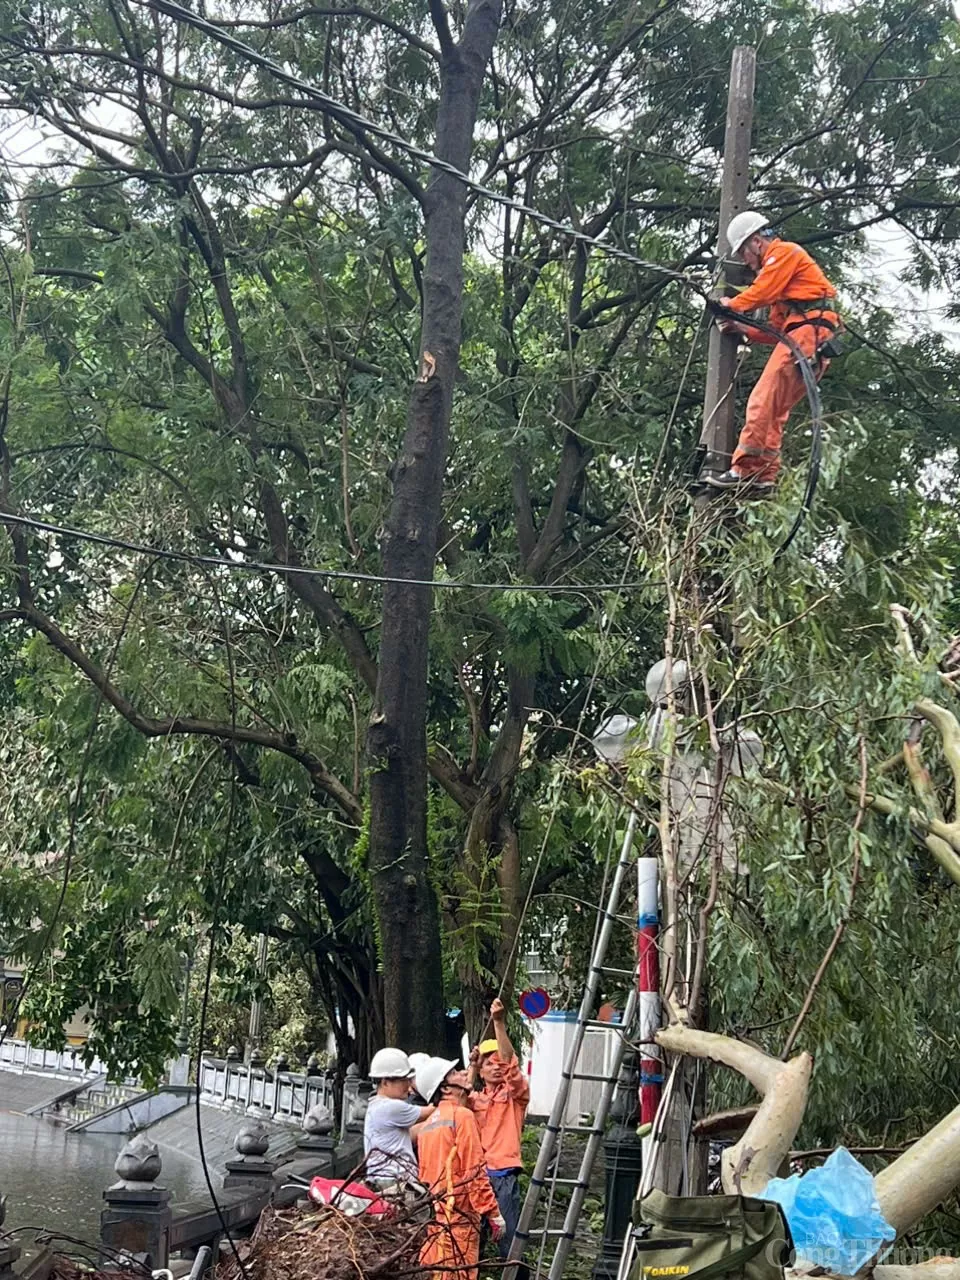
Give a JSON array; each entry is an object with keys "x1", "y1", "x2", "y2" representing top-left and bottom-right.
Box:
[{"x1": 216, "y1": 1204, "x2": 431, "y2": 1280}]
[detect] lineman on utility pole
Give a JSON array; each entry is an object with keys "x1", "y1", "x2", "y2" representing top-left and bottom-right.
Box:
[{"x1": 705, "y1": 212, "x2": 841, "y2": 494}]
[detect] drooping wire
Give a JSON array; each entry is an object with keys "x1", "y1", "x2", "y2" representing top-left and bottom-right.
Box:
[
  {"x1": 136, "y1": 0, "x2": 702, "y2": 291},
  {"x1": 705, "y1": 307, "x2": 825, "y2": 558},
  {"x1": 0, "y1": 510, "x2": 651, "y2": 593},
  {"x1": 191, "y1": 563, "x2": 253, "y2": 1280},
  {"x1": 757, "y1": 320, "x2": 824, "y2": 560}
]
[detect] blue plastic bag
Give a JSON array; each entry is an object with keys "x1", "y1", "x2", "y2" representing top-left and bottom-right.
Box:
[{"x1": 761, "y1": 1146, "x2": 896, "y2": 1274}]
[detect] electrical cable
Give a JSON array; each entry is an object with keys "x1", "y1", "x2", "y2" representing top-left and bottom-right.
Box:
[
  {"x1": 137, "y1": 0, "x2": 702, "y2": 291},
  {"x1": 0, "y1": 510, "x2": 650, "y2": 593},
  {"x1": 191, "y1": 564, "x2": 253, "y2": 1280},
  {"x1": 24, "y1": 1, "x2": 827, "y2": 558},
  {"x1": 136, "y1": 0, "x2": 825, "y2": 547}
]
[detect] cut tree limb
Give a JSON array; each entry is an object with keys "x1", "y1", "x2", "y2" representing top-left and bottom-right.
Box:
[
  {"x1": 656, "y1": 1023, "x2": 812, "y2": 1195},
  {"x1": 874, "y1": 1099, "x2": 960, "y2": 1234}
]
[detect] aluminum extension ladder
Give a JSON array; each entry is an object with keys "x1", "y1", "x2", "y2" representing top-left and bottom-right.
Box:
[{"x1": 506, "y1": 811, "x2": 640, "y2": 1280}]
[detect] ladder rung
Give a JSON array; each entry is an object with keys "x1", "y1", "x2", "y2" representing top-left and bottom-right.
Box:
[
  {"x1": 547, "y1": 1177, "x2": 590, "y2": 1188},
  {"x1": 527, "y1": 1228, "x2": 574, "y2": 1238},
  {"x1": 565, "y1": 1071, "x2": 620, "y2": 1084},
  {"x1": 599, "y1": 965, "x2": 636, "y2": 978},
  {"x1": 558, "y1": 1123, "x2": 603, "y2": 1135},
  {"x1": 583, "y1": 1018, "x2": 625, "y2": 1029}
]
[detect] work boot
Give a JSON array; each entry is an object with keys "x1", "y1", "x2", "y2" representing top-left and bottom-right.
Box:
[{"x1": 703, "y1": 469, "x2": 775, "y2": 496}]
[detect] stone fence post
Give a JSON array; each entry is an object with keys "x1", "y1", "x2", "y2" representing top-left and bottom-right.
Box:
[
  {"x1": 298, "y1": 1101, "x2": 336, "y2": 1163},
  {"x1": 100, "y1": 1136, "x2": 171, "y2": 1271},
  {"x1": 223, "y1": 1121, "x2": 276, "y2": 1191},
  {"x1": 340, "y1": 1064, "x2": 373, "y2": 1136}
]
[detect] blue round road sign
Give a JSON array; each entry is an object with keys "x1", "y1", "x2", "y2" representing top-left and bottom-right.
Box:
[{"x1": 519, "y1": 987, "x2": 551, "y2": 1019}]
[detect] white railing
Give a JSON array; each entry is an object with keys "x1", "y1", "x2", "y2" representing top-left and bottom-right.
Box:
[
  {"x1": 0, "y1": 1036, "x2": 105, "y2": 1080},
  {"x1": 198, "y1": 1056, "x2": 344, "y2": 1129}
]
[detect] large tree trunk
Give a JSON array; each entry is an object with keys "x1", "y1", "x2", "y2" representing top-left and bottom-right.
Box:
[{"x1": 367, "y1": 0, "x2": 503, "y2": 1051}]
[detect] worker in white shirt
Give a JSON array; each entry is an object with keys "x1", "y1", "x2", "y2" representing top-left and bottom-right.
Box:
[{"x1": 363, "y1": 1047, "x2": 435, "y2": 1191}]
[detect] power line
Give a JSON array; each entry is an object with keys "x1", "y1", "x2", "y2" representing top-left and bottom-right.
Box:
[
  {"x1": 192, "y1": 564, "x2": 254, "y2": 1280},
  {"x1": 0, "y1": 510, "x2": 652, "y2": 592},
  {"x1": 139, "y1": 0, "x2": 710, "y2": 291}
]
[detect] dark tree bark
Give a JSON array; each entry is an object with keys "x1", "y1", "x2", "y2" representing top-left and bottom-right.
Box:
[{"x1": 366, "y1": 0, "x2": 502, "y2": 1052}]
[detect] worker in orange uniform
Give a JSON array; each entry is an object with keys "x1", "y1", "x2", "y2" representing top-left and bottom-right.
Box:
[
  {"x1": 704, "y1": 211, "x2": 841, "y2": 494},
  {"x1": 415, "y1": 1056, "x2": 506, "y2": 1280},
  {"x1": 465, "y1": 997, "x2": 529, "y2": 1259}
]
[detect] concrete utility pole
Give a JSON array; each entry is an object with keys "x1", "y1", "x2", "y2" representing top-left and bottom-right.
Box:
[
  {"x1": 650, "y1": 49, "x2": 757, "y2": 1198},
  {"x1": 699, "y1": 46, "x2": 757, "y2": 479}
]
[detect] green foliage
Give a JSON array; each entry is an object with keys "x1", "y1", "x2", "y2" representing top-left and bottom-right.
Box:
[{"x1": 0, "y1": 0, "x2": 957, "y2": 1193}]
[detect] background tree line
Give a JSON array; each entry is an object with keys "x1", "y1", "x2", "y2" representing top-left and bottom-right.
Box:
[{"x1": 0, "y1": 0, "x2": 958, "y2": 1186}]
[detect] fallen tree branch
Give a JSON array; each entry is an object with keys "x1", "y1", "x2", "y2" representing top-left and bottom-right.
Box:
[
  {"x1": 692, "y1": 1105, "x2": 758, "y2": 1139},
  {"x1": 655, "y1": 1022, "x2": 812, "y2": 1195},
  {"x1": 845, "y1": 784, "x2": 960, "y2": 886},
  {"x1": 874, "y1": 1098, "x2": 960, "y2": 1234},
  {"x1": 916, "y1": 697, "x2": 960, "y2": 823}
]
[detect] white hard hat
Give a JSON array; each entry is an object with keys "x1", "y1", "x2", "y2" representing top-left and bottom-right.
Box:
[
  {"x1": 369, "y1": 1047, "x2": 414, "y2": 1079},
  {"x1": 408, "y1": 1052, "x2": 431, "y2": 1071},
  {"x1": 725, "y1": 211, "x2": 769, "y2": 256},
  {"x1": 415, "y1": 1056, "x2": 459, "y2": 1104}
]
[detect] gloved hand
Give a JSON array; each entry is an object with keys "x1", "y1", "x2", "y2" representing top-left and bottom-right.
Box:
[
  {"x1": 489, "y1": 1214, "x2": 507, "y2": 1242},
  {"x1": 704, "y1": 296, "x2": 729, "y2": 316}
]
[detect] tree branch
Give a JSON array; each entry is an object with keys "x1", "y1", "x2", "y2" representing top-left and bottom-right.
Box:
[
  {"x1": 916, "y1": 697, "x2": 960, "y2": 822},
  {"x1": 656, "y1": 1022, "x2": 812, "y2": 1195},
  {"x1": 0, "y1": 604, "x2": 363, "y2": 824},
  {"x1": 875, "y1": 1099, "x2": 960, "y2": 1234},
  {"x1": 427, "y1": 0, "x2": 456, "y2": 60}
]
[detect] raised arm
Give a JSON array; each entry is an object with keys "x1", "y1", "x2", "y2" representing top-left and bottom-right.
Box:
[{"x1": 491, "y1": 997, "x2": 514, "y2": 1060}]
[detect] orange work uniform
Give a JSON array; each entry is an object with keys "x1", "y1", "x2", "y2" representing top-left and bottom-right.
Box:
[
  {"x1": 418, "y1": 1098, "x2": 500, "y2": 1280},
  {"x1": 469, "y1": 1054, "x2": 529, "y2": 1258},
  {"x1": 470, "y1": 1054, "x2": 529, "y2": 1169},
  {"x1": 724, "y1": 238, "x2": 839, "y2": 483}
]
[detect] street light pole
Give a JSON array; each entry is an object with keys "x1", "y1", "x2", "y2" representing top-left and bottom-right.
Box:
[{"x1": 246, "y1": 933, "x2": 269, "y2": 1067}]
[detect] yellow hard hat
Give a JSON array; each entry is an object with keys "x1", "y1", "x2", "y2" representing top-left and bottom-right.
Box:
[{"x1": 478, "y1": 1039, "x2": 499, "y2": 1057}]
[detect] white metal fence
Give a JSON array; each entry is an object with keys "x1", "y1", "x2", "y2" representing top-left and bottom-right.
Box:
[
  {"x1": 198, "y1": 1055, "x2": 348, "y2": 1129},
  {"x1": 0, "y1": 1036, "x2": 104, "y2": 1080}
]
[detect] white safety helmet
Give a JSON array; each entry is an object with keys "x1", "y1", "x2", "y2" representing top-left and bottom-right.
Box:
[
  {"x1": 415, "y1": 1056, "x2": 459, "y2": 1104},
  {"x1": 408, "y1": 1052, "x2": 431, "y2": 1072},
  {"x1": 725, "y1": 210, "x2": 770, "y2": 257},
  {"x1": 369, "y1": 1046, "x2": 414, "y2": 1080}
]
